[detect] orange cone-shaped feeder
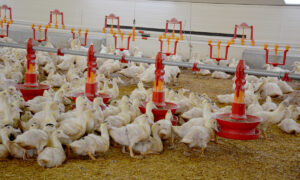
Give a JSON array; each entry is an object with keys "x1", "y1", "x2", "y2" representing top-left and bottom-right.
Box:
[
  {"x1": 139, "y1": 52, "x2": 178, "y2": 125},
  {"x1": 215, "y1": 60, "x2": 262, "y2": 140},
  {"x1": 16, "y1": 38, "x2": 49, "y2": 101}
]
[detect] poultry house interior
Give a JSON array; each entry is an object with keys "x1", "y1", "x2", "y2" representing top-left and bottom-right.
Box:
[{"x1": 0, "y1": 0, "x2": 300, "y2": 179}]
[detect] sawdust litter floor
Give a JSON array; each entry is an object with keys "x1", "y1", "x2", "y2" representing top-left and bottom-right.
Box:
[{"x1": 0, "y1": 71, "x2": 299, "y2": 179}]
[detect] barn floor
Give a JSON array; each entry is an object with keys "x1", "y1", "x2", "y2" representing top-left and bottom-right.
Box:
[{"x1": 0, "y1": 71, "x2": 299, "y2": 179}]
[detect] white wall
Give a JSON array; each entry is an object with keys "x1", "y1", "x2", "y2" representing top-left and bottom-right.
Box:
[{"x1": 1, "y1": 0, "x2": 300, "y2": 59}]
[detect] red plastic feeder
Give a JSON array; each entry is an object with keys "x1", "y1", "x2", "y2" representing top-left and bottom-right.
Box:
[
  {"x1": 71, "y1": 45, "x2": 111, "y2": 105},
  {"x1": 48, "y1": 9, "x2": 65, "y2": 29},
  {"x1": 32, "y1": 24, "x2": 48, "y2": 43},
  {"x1": 232, "y1": 22, "x2": 254, "y2": 46},
  {"x1": 0, "y1": 5, "x2": 13, "y2": 24},
  {"x1": 16, "y1": 38, "x2": 49, "y2": 101},
  {"x1": 0, "y1": 20, "x2": 9, "y2": 38},
  {"x1": 208, "y1": 40, "x2": 231, "y2": 63},
  {"x1": 215, "y1": 60, "x2": 261, "y2": 140},
  {"x1": 139, "y1": 52, "x2": 178, "y2": 125}
]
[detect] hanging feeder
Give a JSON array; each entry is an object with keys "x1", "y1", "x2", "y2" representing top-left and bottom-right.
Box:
[
  {"x1": 48, "y1": 9, "x2": 65, "y2": 29},
  {"x1": 163, "y1": 18, "x2": 183, "y2": 40},
  {"x1": 232, "y1": 23, "x2": 254, "y2": 46},
  {"x1": 159, "y1": 35, "x2": 179, "y2": 57},
  {"x1": 0, "y1": 20, "x2": 9, "y2": 38},
  {"x1": 71, "y1": 27, "x2": 88, "y2": 46},
  {"x1": 102, "y1": 13, "x2": 120, "y2": 34},
  {"x1": 71, "y1": 44, "x2": 111, "y2": 106},
  {"x1": 139, "y1": 52, "x2": 178, "y2": 125},
  {"x1": 215, "y1": 60, "x2": 262, "y2": 140},
  {"x1": 15, "y1": 38, "x2": 49, "y2": 101},
  {"x1": 0, "y1": 5, "x2": 13, "y2": 24},
  {"x1": 32, "y1": 24, "x2": 48, "y2": 43},
  {"x1": 208, "y1": 40, "x2": 231, "y2": 63}
]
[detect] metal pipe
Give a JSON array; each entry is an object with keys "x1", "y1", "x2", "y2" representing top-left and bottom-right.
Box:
[{"x1": 0, "y1": 41, "x2": 300, "y2": 80}]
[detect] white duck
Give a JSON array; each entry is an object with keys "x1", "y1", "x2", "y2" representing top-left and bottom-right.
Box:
[
  {"x1": 130, "y1": 81, "x2": 148, "y2": 101},
  {"x1": 212, "y1": 71, "x2": 231, "y2": 79},
  {"x1": 181, "y1": 125, "x2": 210, "y2": 155},
  {"x1": 119, "y1": 63, "x2": 145, "y2": 78},
  {"x1": 37, "y1": 129, "x2": 68, "y2": 168},
  {"x1": 181, "y1": 107, "x2": 203, "y2": 120},
  {"x1": 69, "y1": 123, "x2": 109, "y2": 160},
  {"x1": 173, "y1": 117, "x2": 206, "y2": 139},
  {"x1": 278, "y1": 118, "x2": 300, "y2": 134},
  {"x1": 91, "y1": 97, "x2": 105, "y2": 131},
  {"x1": 105, "y1": 102, "x2": 131, "y2": 128},
  {"x1": 14, "y1": 123, "x2": 49, "y2": 154},
  {"x1": 156, "y1": 110, "x2": 173, "y2": 141},
  {"x1": 260, "y1": 80, "x2": 283, "y2": 98},
  {"x1": 109, "y1": 102, "x2": 155, "y2": 158},
  {"x1": 0, "y1": 125, "x2": 26, "y2": 159},
  {"x1": 57, "y1": 54, "x2": 76, "y2": 71},
  {"x1": 254, "y1": 102, "x2": 286, "y2": 138},
  {"x1": 293, "y1": 61, "x2": 300, "y2": 74},
  {"x1": 99, "y1": 78, "x2": 119, "y2": 100},
  {"x1": 247, "y1": 94, "x2": 263, "y2": 115},
  {"x1": 131, "y1": 122, "x2": 163, "y2": 155},
  {"x1": 217, "y1": 94, "x2": 234, "y2": 104},
  {"x1": 59, "y1": 97, "x2": 93, "y2": 140},
  {"x1": 262, "y1": 96, "x2": 277, "y2": 112},
  {"x1": 0, "y1": 143, "x2": 9, "y2": 159}
]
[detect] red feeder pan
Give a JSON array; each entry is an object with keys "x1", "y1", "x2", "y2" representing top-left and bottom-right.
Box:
[
  {"x1": 215, "y1": 112, "x2": 261, "y2": 140},
  {"x1": 16, "y1": 83, "x2": 49, "y2": 101},
  {"x1": 139, "y1": 101, "x2": 178, "y2": 124}
]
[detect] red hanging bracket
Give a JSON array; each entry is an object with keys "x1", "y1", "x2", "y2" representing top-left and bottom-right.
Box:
[
  {"x1": 0, "y1": 5, "x2": 13, "y2": 24},
  {"x1": 192, "y1": 63, "x2": 200, "y2": 72},
  {"x1": 71, "y1": 27, "x2": 88, "y2": 46},
  {"x1": 159, "y1": 35, "x2": 179, "y2": 56},
  {"x1": 232, "y1": 22, "x2": 254, "y2": 46},
  {"x1": 48, "y1": 9, "x2": 64, "y2": 29},
  {"x1": 264, "y1": 44, "x2": 289, "y2": 67},
  {"x1": 113, "y1": 31, "x2": 131, "y2": 51},
  {"x1": 0, "y1": 20, "x2": 9, "y2": 38},
  {"x1": 32, "y1": 24, "x2": 48, "y2": 43},
  {"x1": 103, "y1": 13, "x2": 120, "y2": 34},
  {"x1": 208, "y1": 40, "x2": 231, "y2": 63},
  {"x1": 163, "y1": 18, "x2": 183, "y2": 40}
]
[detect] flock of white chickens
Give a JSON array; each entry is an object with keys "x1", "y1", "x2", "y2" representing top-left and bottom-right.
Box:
[{"x1": 0, "y1": 36, "x2": 299, "y2": 168}]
